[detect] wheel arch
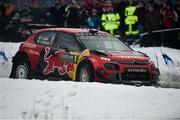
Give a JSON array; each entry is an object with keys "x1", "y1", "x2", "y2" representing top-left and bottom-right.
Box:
[
  {"x1": 12, "y1": 51, "x2": 31, "y2": 69},
  {"x1": 10, "y1": 51, "x2": 31, "y2": 78},
  {"x1": 76, "y1": 59, "x2": 95, "y2": 81}
]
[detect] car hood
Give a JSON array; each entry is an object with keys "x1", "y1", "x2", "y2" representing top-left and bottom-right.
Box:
[{"x1": 94, "y1": 50, "x2": 150, "y2": 62}]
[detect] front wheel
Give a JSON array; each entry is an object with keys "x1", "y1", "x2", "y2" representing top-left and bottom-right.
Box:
[
  {"x1": 10, "y1": 62, "x2": 30, "y2": 79},
  {"x1": 77, "y1": 64, "x2": 94, "y2": 82}
]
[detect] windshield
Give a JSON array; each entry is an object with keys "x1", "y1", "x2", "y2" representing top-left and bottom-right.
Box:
[{"x1": 76, "y1": 33, "x2": 131, "y2": 51}]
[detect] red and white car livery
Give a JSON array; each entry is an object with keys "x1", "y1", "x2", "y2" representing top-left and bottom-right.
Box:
[{"x1": 10, "y1": 28, "x2": 159, "y2": 85}]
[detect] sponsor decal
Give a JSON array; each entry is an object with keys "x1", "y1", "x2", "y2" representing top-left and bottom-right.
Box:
[
  {"x1": 43, "y1": 47, "x2": 74, "y2": 75},
  {"x1": 22, "y1": 43, "x2": 36, "y2": 48},
  {"x1": 29, "y1": 49, "x2": 40, "y2": 55},
  {"x1": 126, "y1": 68, "x2": 147, "y2": 72},
  {"x1": 60, "y1": 53, "x2": 78, "y2": 63}
]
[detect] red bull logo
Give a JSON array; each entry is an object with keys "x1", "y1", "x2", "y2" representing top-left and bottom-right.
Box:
[{"x1": 43, "y1": 47, "x2": 74, "y2": 75}]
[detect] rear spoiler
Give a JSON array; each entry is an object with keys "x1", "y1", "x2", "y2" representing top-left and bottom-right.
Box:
[{"x1": 26, "y1": 23, "x2": 57, "y2": 34}]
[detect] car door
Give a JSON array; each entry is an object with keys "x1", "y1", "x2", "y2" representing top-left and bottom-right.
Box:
[
  {"x1": 49, "y1": 32, "x2": 81, "y2": 80},
  {"x1": 35, "y1": 31, "x2": 60, "y2": 78},
  {"x1": 36, "y1": 31, "x2": 81, "y2": 80}
]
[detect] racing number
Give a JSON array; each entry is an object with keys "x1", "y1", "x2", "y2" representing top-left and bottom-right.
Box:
[{"x1": 60, "y1": 53, "x2": 79, "y2": 63}]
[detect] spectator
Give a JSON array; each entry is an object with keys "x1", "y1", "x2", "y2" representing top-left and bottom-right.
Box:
[
  {"x1": 116, "y1": 0, "x2": 128, "y2": 41},
  {"x1": 4, "y1": 12, "x2": 21, "y2": 42},
  {"x1": 124, "y1": 0, "x2": 139, "y2": 38},
  {"x1": 101, "y1": 0, "x2": 120, "y2": 36},
  {"x1": 0, "y1": 0, "x2": 6, "y2": 26},
  {"x1": 5, "y1": 0, "x2": 15, "y2": 18},
  {"x1": 160, "y1": 0, "x2": 168, "y2": 28},
  {"x1": 0, "y1": 0, "x2": 5, "y2": 17},
  {"x1": 47, "y1": 0, "x2": 66, "y2": 27},
  {"x1": 80, "y1": 1, "x2": 90, "y2": 28},
  {"x1": 162, "y1": 2, "x2": 177, "y2": 28},
  {"x1": 136, "y1": 0, "x2": 146, "y2": 35},
  {"x1": 145, "y1": 4, "x2": 161, "y2": 46},
  {"x1": 162, "y1": 2, "x2": 178, "y2": 48},
  {"x1": 86, "y1": 9, "x2": 101, "y2": 29},
  {"x1": 30, "y1": 0, "x2": 45, "y2": 24},
  {"x1": 145, "y1": 5, "x2": 161, "y2": 31},
  {"x1": 66, "y1": 0, "x2": 80, "y2": 28},
  {"x1": 174, "y1": 3, "x2": 180, "y2": 27},
  {"x1": 0, "y1": 0, "x2": 6, "y2": 41},
  {"x1": 20, "y1": 3, "x2": 33, "y2": 23}
]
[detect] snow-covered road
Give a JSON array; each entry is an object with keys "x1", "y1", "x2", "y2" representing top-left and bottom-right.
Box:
[{"x1": 0, "y1": 78, "x2": 180, "y2": 120}]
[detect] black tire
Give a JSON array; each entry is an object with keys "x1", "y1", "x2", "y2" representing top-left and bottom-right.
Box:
[
  {"x1": 77, "y1": 64, "x2": 94, "y2": 82},
  {"x1": 10, "y1": 61, "x2": 30, "y2": 79},
  {"x1": 152, "y1": 76, "x2": 160, "y2": 87}
]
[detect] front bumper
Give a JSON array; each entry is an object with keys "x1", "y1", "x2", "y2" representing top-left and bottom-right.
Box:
[{"x1": 96, "y1": 70, "x2": 157, "y2": 85}]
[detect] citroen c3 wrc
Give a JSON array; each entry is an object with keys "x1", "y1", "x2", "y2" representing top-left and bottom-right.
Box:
[{"x1": 10, "y1": 28, "x2": 159, "y2": 85}]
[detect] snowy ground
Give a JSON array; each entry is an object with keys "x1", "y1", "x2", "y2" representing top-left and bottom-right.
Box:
[
  {"x1": 0, "y1": 42, "x2": 180, "y2": 119},
  {"x1": 0, "y1": 79, "x2": 180, "y2": 120}
]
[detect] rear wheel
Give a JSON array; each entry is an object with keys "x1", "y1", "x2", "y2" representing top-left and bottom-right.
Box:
[
  {"x1": 10, "y1": 61, "x2": 30, "y2": 79},
  {"x1": 78, "y1": 64, "x2": 94, "y2": 82}
]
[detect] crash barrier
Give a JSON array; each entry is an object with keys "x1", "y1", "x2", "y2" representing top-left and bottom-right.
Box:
[{"x1": 140, "y1": 27, "x2": 180, "y2": 49}]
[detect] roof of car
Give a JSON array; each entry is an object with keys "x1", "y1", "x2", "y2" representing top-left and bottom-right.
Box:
[{"x1": 35, "y1": 28, "x2": 106, "y2": 34}]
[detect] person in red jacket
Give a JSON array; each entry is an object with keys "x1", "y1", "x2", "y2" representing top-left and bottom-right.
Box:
[
  {"x1": 163, "y1": 2, "x2": 177, "y2": 28},
  {"x1": 162, "y1": 2, "x2": 178, "y2": 48}
]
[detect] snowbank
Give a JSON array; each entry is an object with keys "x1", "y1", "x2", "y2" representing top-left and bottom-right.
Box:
[
  {"x1": 0, "y1": 78, "x2": 180, "y2": 119},
  {"x1": 134, "y1": 47, "x2": 180, "y2": 88},
  {"x1": 0, "y1": 42, "x2": 21, "y2": 77}
]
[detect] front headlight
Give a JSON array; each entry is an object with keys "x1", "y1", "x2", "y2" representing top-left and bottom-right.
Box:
[{"x1": 100, "y1": 57, "x2": 110, "y2": 61}]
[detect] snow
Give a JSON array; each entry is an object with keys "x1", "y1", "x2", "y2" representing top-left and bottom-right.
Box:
[
  {"x1": 0, "y1": 42, "x2": 21, "y2": 77},
  {"x1": 0, "y1": 79, "x2": 180, "y2": 119},
  {"x1": 133, "y1": 47, "x2": 180, "y2": 88},
  {"x1": 0, "y1": 42, "x2": 180, "y2": 119}
]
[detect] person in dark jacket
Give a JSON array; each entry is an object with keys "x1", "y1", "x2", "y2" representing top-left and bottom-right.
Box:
[
  {"x1": 174, "y1": 3, "x2": 180, "y2": 27},
  {"x1": 116, "y1": 0, "x2": 128, "y2": 41},
  {"x1": 0, "y1": 0, "x2": 6, "y2": 20},
  {"x1": 20, "y1": 3, "x2": 33, "y2": 23},
  {"x1": 66, "y1": 0, "x2": 80, "y2": 28},
  {"x1": 0, "y1": 0, "x2": 6, "y2": 41},
  {"x1": 80, "y1": 2, "x2": 90, "y2": 28},
  {"x1": 48, "y1": 0, "x2": 66, "y2": 27},
  {"x1": 145, "y1": 5, "x2": 161, "y2": 32},
  {"x1": 136, "y1": 0, "x2": 146, "y2": 35},
  {"x1": 145, "y1": 4, "x2": 161, "y2": 46},
  {"x1": 86, "y1": 9, "x2": 101, "y2": 29}
]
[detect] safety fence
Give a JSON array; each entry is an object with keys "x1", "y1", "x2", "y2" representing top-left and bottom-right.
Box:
[{"x1": 139, "y1": 27, "x2": 180, "y2": 49}]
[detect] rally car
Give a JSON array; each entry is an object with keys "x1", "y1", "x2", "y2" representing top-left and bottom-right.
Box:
[{"x1": 10, "y1": 28, "x2": 159, "y2": 85}]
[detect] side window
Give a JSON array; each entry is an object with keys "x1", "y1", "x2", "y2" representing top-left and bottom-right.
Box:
[
  {"x1": 36, "y1": 32, "x2": 56, "y2": 46},
  {"x1": 53, "y1": 32, "x2": 80, "y2": 52}
]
